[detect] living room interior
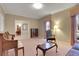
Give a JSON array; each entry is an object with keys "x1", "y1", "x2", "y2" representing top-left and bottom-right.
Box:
[{"x1": 0, "y1": 3, "x2": 79, "y2": 56}]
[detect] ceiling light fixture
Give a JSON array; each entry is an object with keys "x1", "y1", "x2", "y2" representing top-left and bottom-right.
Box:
[{"x1": 32, "y1": 3, "x2": 43, "y2": 9}]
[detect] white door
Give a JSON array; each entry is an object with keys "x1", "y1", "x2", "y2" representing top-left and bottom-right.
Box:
[{"x1": 21, "y1": 23, "x2": 28, "y2": 39}]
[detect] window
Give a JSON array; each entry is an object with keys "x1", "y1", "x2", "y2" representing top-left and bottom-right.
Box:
[{"x1": 45, "y1": 21, "x2": 50, "y2": 31}]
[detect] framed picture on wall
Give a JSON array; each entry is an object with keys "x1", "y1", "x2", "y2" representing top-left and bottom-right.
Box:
[{"x1": 22, "y1": 23, "x2": 28, "y2": 31}]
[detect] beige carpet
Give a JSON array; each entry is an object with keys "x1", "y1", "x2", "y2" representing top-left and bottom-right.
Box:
[{"x1": 5, "y1": 38, "x2": 71, "y2": 56}]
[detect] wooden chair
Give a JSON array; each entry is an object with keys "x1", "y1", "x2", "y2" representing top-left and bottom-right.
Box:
[
  {"x1": 47, "y1": 35, "x2": 56, "y2": 43},
  {"x1": 47, "y1": 35, "x2": 58, "y2": 52}
]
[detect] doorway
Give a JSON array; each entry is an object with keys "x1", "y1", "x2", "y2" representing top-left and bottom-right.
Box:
[
  {"x1": 15, "y1": 20, "x2": 29, "y2": 38},
  {"x1": 71, "y1": 14, "x2": 79, "y2": 45}
]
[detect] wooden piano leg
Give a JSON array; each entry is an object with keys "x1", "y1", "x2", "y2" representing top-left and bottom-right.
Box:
[
  {"x1": 15, "y1": 48, "x2": 18, "y2": 56},
  {"x1": 22, "y1": 47, "x2": 24, "y2": 56},
  {"x1": 17, "y1": 47, "x2": 24, "y2": 56},
  {"x1": 1, "y1": 50, "x2": 4, "y2": 56},
  {"x1": 23, "y1": 47, "x2": 24, "y2": 56},
  {"x1": 2, "y1": 50, "x2": 7, "y2": 56}
]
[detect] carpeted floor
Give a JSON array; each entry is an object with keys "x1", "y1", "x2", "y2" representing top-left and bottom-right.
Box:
[{"x1": 5, "y1": 38, "x2": 71, "y2": 56}]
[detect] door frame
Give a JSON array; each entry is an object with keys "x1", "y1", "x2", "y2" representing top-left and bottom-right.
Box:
[{"x1": 71, "y1": 15, "x2": 76, "y2": 45}]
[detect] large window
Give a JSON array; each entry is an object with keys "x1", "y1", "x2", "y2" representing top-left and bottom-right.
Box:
[{"x1": 45, "y1": 21, "x2": 50, "y2": 31}]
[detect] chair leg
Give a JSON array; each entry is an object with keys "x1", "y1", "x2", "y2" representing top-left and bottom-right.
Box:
[{"x1": 55, "y1": 43, "x2": 58, "y2": 53}]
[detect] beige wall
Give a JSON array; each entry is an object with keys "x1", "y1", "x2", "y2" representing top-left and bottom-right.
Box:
[
  {"x1": 4, "y1": 6, "x2": 78, "y2": 42},
  {"x1": 39, "y1": 10, "x2": 71, "y2": 44},
  {"x1": 38, "y1": 5, "x2": 79, "y2": 44},
  {"x1": 0, "y1": 5, "x2": 5, "y2": 55},
  {"x1": 5, "y1": 14, "x2": 15, "y2": 34},
  {"x1": 39, "y1": 15, "x2": 51, "y2": 38},
  {"x1": 0, "y1": 5, "x2": 5, "y2": 33},
  {"x1": 5, "y1": 14, "x2": 39, "y2": 38},
  {"x1": 51, "y1": 10, "x2": 71, "y2": 43}
]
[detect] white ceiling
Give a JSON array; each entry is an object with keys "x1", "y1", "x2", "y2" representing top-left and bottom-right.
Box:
[{"x1": 0, "y1": 3, "x2": 77, "y2": 19}]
